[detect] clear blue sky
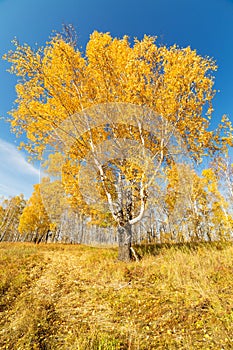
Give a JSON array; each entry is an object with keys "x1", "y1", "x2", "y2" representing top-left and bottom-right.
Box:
[{"x1": 0, "y1": 0, "x2": 232, "y2": 198}]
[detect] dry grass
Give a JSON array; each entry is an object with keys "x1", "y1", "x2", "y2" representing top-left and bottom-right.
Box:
[{"x1": 0, "y1": 241, "x2": 233, "y2": 349}]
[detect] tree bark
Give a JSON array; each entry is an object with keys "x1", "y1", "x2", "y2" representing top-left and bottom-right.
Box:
[{"x1": 118, "y1": 222, "x2": 132, "y2": 261}]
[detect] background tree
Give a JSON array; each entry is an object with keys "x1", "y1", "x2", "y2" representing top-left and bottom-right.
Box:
[
  {"x1": 210, "y1": 154, "x2": 233, "y2": 208},
  {"x1": 164, "y1": 165, "x2": 233, "y2": 242},
  {"x1": 0, "y1": 195, "x2": 26, "y2": 242},
  {"x1": 202, "y1": 168, "x2": 233, "y2": 239},
  {"x1": 18, "y1": 184, "x2": 51, "y2": 243}
]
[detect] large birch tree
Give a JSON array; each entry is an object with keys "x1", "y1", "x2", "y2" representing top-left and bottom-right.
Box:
[{"x1": 4, "y1": 26, "x2": 232, "y2": 260}]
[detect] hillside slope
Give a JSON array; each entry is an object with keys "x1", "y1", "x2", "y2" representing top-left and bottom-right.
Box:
[{"x1": 0, "y1": 242, "x2": 233, "y2": 349}]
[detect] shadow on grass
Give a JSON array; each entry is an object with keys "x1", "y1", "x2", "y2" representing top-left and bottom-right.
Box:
[{"x1": 133, "y1": 240, "x2": 233, "y2": 258}]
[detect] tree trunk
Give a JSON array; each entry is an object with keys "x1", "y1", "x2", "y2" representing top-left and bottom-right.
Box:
[
  {"x1": 45, "y1": 230, "x2": 50, "y2": 243},
  {"x1": 118, "y1": 222, "x2": 132, "y2": 261}
]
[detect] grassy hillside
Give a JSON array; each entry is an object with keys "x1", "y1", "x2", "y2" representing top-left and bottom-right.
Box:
[{"x1": 0, "y1": 242, "x2": 233, "y2": 349}]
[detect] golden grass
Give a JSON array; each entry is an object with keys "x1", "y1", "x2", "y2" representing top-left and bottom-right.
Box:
[{"x1": 0, "y1": 242, "x2": 233, "y2": 349}]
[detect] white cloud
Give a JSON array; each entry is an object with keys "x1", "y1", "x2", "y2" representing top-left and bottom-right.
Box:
[{"x1": 0, "y1": 138, "x2": 40, "y2": 198}]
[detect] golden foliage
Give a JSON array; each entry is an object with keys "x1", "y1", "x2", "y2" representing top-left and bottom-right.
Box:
[
  {"x1": 18, "y1": 184, "x2": 51, "y2": 241},
  {"x1": 4, "y1": 30, "x2": 224, "y2": 158}
]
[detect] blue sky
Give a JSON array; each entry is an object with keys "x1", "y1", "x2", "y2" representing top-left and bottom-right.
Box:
[{"x1": 0, "y1": 0, "x2": 232, "y2": 198}]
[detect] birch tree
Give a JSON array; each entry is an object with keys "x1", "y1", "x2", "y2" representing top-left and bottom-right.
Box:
[
  {"x1": 5, "y1": 27, "x2": 232, "y2": 260},
  {"x1": 18, "y1": 184, "x2": 51, "y2": 243},
  {"x1": 0, "y1": 195, "x2": 26, "y2": 242}
]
